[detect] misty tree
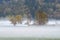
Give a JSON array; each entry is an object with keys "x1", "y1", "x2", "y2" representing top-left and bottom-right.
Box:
[
  {"x1": 25, "y1": 0, "x2": 40, "y2": 19},
  {"x1": 35, "y1": 10, "x2": 48, "y2": 25}
]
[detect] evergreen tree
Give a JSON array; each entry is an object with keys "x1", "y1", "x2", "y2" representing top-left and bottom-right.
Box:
[{"x1": 25, "y1": 0, "x2": 40, "y2": 19}]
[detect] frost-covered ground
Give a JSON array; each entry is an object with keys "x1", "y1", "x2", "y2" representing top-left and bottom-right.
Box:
[{"x1": 0, "y1": 20, "x2": 60, "y2": 39}]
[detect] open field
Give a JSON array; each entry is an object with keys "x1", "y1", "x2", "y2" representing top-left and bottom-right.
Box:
[{"x1": 0, "y1": 20, "x2": 60, "y2": 40}]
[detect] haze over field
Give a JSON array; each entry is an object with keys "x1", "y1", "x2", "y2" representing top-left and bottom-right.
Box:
[{"x1": 0, "y1": 20, "x2": 60, "y2": 38}]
